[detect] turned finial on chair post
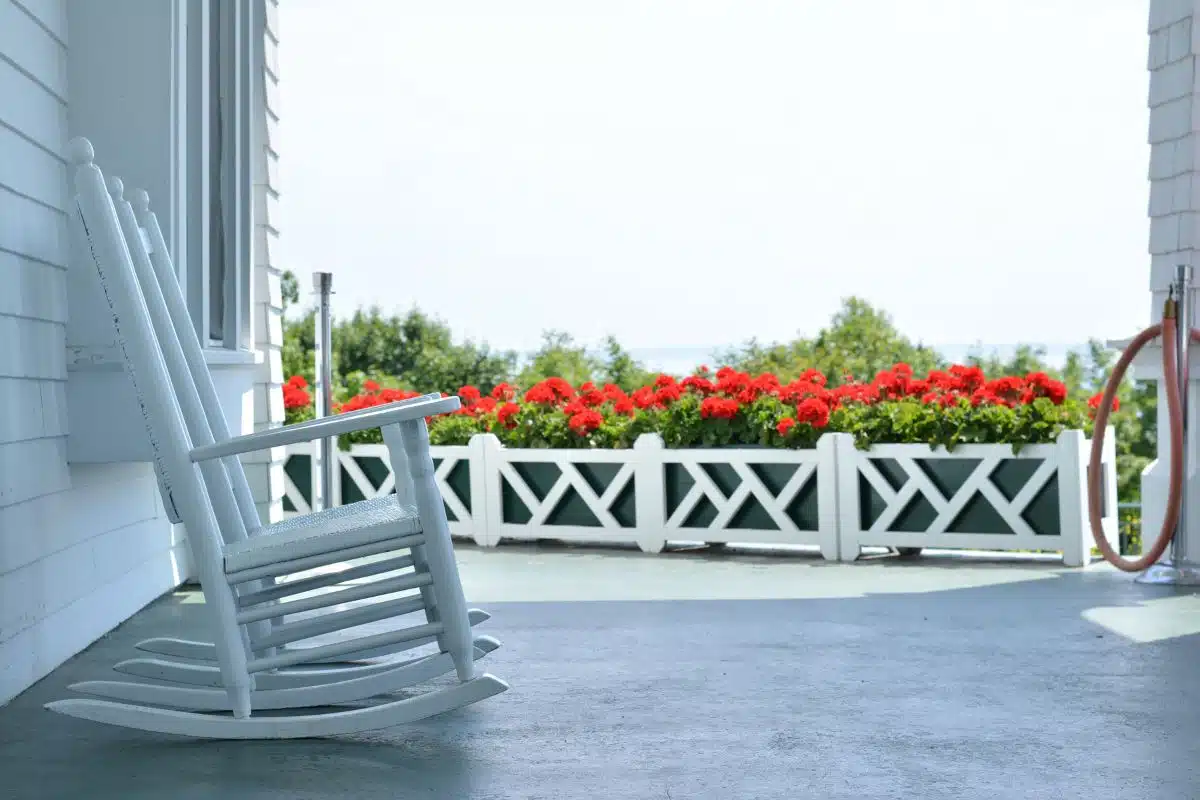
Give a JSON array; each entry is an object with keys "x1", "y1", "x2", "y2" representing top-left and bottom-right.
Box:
[
  {"x1": 67, "y1": 136, "x2": 95, "y2": 166},
  {"x1": 107, "y1": 175, "x2": 124, "y2": 200},
  {"x1": 131, "y1": 189, "x2": 151, "y2": 214}
]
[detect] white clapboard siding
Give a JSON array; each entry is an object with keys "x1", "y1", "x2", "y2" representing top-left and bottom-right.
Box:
[
  {"x1": 0, "y1": 0, "x2": 190, "y2": 705},
  {"x1": 244, "y1": 0, "x2": 286, "y2": 526}
]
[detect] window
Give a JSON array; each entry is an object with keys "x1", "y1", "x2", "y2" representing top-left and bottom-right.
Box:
[{"x1": 180, "y1": 0, "x2": 257, "y2": 350}]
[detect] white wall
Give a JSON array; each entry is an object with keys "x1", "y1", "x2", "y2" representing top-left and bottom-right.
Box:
[
  {"x1": 1141, "y1": 0, "x2": 1200, "y2": 557},
  {"x1": 0, "y1": 0, "x2": 190, "y2": 705},
  {"x1": 246, "y1": 0, "x2": 288, "y2": 525}
]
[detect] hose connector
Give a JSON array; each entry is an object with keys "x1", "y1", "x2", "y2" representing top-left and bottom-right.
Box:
[{"x1": 1165, "y1": 286, "x2": 1179, "y2": 319}]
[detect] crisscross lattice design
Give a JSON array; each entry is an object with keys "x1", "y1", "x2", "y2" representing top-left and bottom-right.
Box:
[
  {"x1": 855, "y1": 450, "x2": 1061, "y2": 537},
  {"x1": 661, "y1": 457, "x2": 820, "y2": 536},
  {"x1": 283, "y1": 444, "x2": 476, "y2": 537},
  {"x1": 498, "y1": 459, "x2": 637, "y2": 530}
]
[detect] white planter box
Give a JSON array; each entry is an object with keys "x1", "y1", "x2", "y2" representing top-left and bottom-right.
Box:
[
  {"x1": 834, "y1": 430, "x2": 1119, "y2": 567},
  {"x1": 281, "y1": 429, "x2": 1120, "y2": 566}
]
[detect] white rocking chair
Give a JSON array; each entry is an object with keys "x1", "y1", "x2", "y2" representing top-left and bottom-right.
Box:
[
  {"x1": 46, "y1": 138, "x2": 509, "y2": 739},
  {"x1": 105, "y1": 178, "x2": 499, "y2": 682},
  {"x1": 102, "y1": 181, "x2": 497, "y2": 693}
]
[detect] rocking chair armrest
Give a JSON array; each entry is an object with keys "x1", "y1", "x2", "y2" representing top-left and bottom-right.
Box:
[{"x1": 188, "y1": 395, "x2": 461, "y2": 462}]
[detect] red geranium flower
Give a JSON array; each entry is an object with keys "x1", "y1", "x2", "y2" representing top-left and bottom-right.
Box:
[
  {"x1": 948, "y1": 364, "x2": 985, "y2": 392},
  {"x1": 798, "y1": 368, "x2": 827, "y2": 387},
  {"x1": 1025, "y1": 372, "x2": 1068, "y2": 405},
  {"x1": 379, "y1": 388, "x2": 419, "y2": 403},
  {"x1": 1088, "y1": 392, "x2": 1120, "y2": 416},
  {"x1": 363, "y1": 379, "x2": 381, "y2": 393},
  {"x1": 283, "y1": 382, "x2": 311, "y2": 410},
  {"x1": 700, "y1": 397, "x2": 739, "y2": 420},
  {"x1": 681, "y1": 375, "x2": 716, "y2": 395},
  {"x1": 568, "y1": 409, "x2": 604, "y2": 434},
  {"x1": 496, "y1": 402, "x2": 520, "y2": 428},
  {"x1": 794, "y1": 397, "x2": 830, "y2": 428},
  {"x1": 655, "y1": 384, "x2": 683, "y2": 405},
  {"x1": 544, "y1": 377, "x2": 575, "y2": 400},
  {"x1": 524, "y1": 383, "x2": 558, "y2": 404},
  {"x1": 777, "y1": 417, "x2": 796, "y2": 436},
  {"x1": 631, "y1": 386, "x2": 659, "y2": 409}
]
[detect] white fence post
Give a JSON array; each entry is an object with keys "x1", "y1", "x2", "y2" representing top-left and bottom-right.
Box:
[
  {"x1": 815, "y1": 433, "x2": 845, "y2": 562},
  {"x1": 1102, "y1": 426, "x2": 1120, "y2": 555},
  {"x1": 468, "y1": 433, "x2": 501, "y2": 547},
  {"x1": 1063, "y1": 426, "x2": 1119, "y2": 564},
  {"x1": 480, "y1": 433, "x2": 506, "y2": 547},
  {"x1": 830, "y1": 433, "x2": 861, "y2": 562},
  {"x1": 633, "y1": 433, "x2": 667, "y2": 553},
  {"x1": 1056, "y1": 429, "x2": 1091, "y2": 567}
]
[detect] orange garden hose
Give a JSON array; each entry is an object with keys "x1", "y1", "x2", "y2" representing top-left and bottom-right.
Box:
[{"x1": 1087, "y1": 298, "x2": 1195, "y2": 571}]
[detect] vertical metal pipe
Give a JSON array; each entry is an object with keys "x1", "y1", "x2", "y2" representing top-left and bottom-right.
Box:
[
  {"x1": 1173, "y1": 263, "x2": 1192, "y2": 565},
  {"x1": 313, "y1": 272, "x2": 335, "y2": 512}
]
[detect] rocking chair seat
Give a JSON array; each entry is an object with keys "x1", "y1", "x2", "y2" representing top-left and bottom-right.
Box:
[{"x1": 225, "y1": 497, "x2": 422, "y2": 573}]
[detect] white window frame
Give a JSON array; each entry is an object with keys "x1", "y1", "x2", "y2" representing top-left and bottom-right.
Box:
[{"x1": 176, "y1": 0, "x2": 256, "y2": 352}]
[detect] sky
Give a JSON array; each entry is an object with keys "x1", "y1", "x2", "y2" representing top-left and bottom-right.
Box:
[{"x1": 275, "y1": 0, "x2": 1153, "y2": 371}]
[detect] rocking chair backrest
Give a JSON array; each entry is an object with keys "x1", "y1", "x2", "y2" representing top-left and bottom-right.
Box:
[
  {"x1": 69, "y1": 138, "x2": 230, "y2": 578},
  {"x1": 126, "y1": 185, "x2": 434, "y2": 527},
  {"x1": 113, "y1": 183, "x2": 260, "y2": 540},
  {"x1": 101, "y1": 177, "x2": 252, "y2": 548}
]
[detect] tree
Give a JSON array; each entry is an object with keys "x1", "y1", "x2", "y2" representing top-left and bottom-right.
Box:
[
  {"x1": 597, "y1": 335, "x2": 655, "y2": 391},
  {"x1": 965, "y1": 343, "x2": 1056, "y2": 379},
  {"x1": 714, "y1": 296, "x2": 944, "y2": 384},
  {"x1": 516, "y1": 330, "x2": 599, "y2": 388},
  {"x1": 279, "y1": 277, "x2": 517, "y2": 398},
  {"x1": 281, "y1": 270, "x2": 300, "y2": 310}
]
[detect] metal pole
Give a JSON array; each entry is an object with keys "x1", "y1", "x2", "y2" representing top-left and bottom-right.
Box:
[
  {"x1": 1172, "y1": 263, "x2": 1191, "y2": 567},
  {"x1": 313, "y1": 272, "x2": 335, "y2": 512},
  {"x1": 1138, "y1": 263, "x2": 1200, "y2": 584}
]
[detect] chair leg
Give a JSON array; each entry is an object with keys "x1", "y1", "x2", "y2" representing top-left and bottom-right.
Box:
[
  {"x1": 383, "y1": 421, "x2": 477, "y2": 682},
  {"x1": 410, "y1": 542, "x2": 444, "y2": 639}
]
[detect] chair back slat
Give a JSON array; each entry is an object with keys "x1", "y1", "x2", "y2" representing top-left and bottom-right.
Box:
[
  {"x1": 130, "y1": 189, "x2": 267, "y2": 534},
  {"x1": 107, "y1": 178, "x2": 250, "y2": 545},
  {"x1": 69, "y1": 138, "x2": 228, "y2": 576}
]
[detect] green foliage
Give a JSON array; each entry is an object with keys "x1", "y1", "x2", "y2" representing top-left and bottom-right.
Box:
[
  {"x1": 831, "y1": 396, "x2": 1088, "y2": 453},
  {"x1": 281, "y1": 271, "x2": 300, "y2": 310},
  {"x1": 713, "y1": 296, "x2": 944, "y2": 384},
  {"x1": 279, "y1": 270, "x2": 517, "y2": 397},
  {"x1": 597, "y1": 335, "x2": 656, "y2": 393},
  {"x1": 515, "y1": 330, "x2": 600, "y2": 389}
]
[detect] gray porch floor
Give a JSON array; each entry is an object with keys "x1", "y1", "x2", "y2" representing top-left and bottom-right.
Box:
[{"x1": 3, "y1": 543, "x2": 1200, "y2": 799}]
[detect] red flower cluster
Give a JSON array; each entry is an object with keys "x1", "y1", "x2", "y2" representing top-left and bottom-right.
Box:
[
  {"x1": 335, "y1": 380, "x2": 424, "y2": 414},
  {"x1": 298, "y1": 359, "x2": 1094, "y2": 446},
  {"x1": 451, "y1": 383, "x2": 515, "y2": 425},
  {"x1": 283, "y1": 375, "x2": 311, "y2": 410},
  {"x1": 1087, "y1": 392, "x2": 1120, "y2": 416},
  {"x1": 820, "y1": 363, "x2": 1071, "y2": 411}
]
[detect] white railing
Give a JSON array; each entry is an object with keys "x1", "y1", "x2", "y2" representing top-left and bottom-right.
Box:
[{"x1": 281, "y1": 429, "x2": 1120, "y2": 566}]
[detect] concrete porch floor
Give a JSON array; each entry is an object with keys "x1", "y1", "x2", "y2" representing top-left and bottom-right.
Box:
[{"x1": 3, "y1": 543, "x2": 1200, "y2": 800}]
